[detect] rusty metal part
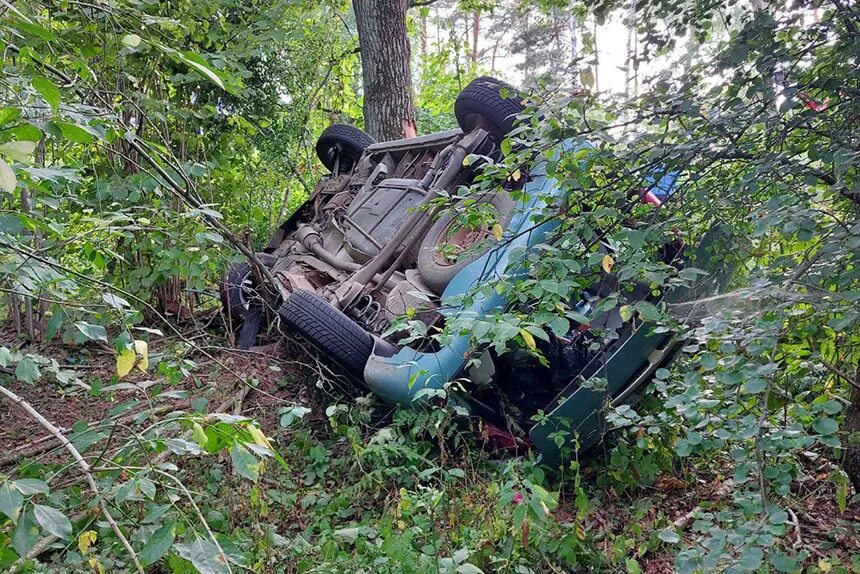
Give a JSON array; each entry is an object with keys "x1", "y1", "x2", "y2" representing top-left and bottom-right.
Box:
[
  {"x1": 334, "y1": 281, "x2": 365, "y2": 311},
  {"x1": 277, "y1": 266, "x2": 317, "y2": 292},
  {"x1": 432, "y1": 220, "x2": 493, "y2": 266},
  {"x1": 385, "y1": 277, "x2": 438, "y2": 319},
  {"x1": 343, "y1": 129, "x2": 489, "y2": 298},
  {"x1": 371, "y1": 213, "x2": 435, "y2": 294},
  {"x1": 340, "y1": 213, "x2": 383, "y2": 251}
]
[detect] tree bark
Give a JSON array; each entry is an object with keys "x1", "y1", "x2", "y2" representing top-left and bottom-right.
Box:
[
  {"x1": 845, "y1": 370, "x2": 860, "y2": 494},
  {"x1": 471, "y1": 12, "x2": 480, "y2": 64},
  {"x1": 353, "y1": 0, "x2": 418, "y2": 141},
  {"x1": 567, "y1": 12, "x2": 579, "y2": 88}
]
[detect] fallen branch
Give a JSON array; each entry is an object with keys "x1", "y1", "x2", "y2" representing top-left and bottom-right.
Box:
[
  {"x1": 5, "y1": 387, "x2": 247, "y2": 569},
  {"x1": 787, "y1": 507, "x2": 803, "y2": 548},
  {"x1": 0, "y1": 385, "x2": 145, "y2": 574},
  {"x1": 672, "y1": 480, "x2": 734, "y2": 530},
  {"x1": 0, "y1": 399, "x2": 192, "y2": 468},
  {"x1": 7, "y1": 509, "x2": 89, "y2": 573}
]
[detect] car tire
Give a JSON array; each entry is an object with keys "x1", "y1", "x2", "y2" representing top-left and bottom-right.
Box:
[
  {"x1": 417, "y1": 192, "x2": 515, "y2": 294},
  {"x1": 315, "y1": 124, "x2": 375, "y2": 173},
  {"x1": 454, "y1": 77, "x2": 526, "y2": 145},
  {"x1": 220, "y1": 254, "x2": 277, "y2": 349},
  {"x1": 278, "y1": 290, "x2": 374, "y2": 376}
]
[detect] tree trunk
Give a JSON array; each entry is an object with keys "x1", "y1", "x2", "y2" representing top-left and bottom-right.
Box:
[
  {"x1": 471, "y1": 12, "x2": 480, "y2": 64},
  {"x1": 593, "y1": 17, "x2": 599, "y2": 91},
  {"x1": 420, "y1": 8, "x2": 428, "y2": 56},
  {"x1": 567, "y1": 12, "x2": 578, "y2": 87},
  {"x1": 624, "y1": 0, "x2": 638, "y2": 98},
  {"x1": 352, "y1": 0, "x2": 417, "y2": 141},
  {"x1": 845, "y1": 375, "x2": 860, "y2": 494}
]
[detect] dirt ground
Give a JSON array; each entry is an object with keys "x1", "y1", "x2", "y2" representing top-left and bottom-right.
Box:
[{"x1": 0, "y1": 329, "x2": 315, "y2": 466}]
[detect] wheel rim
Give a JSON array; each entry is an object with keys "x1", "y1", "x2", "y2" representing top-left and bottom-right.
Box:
[{"x1": 237, "y1": 270, "x2": 258, "y2": 310}]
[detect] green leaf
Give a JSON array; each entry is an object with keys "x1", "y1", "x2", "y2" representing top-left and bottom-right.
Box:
[
  {"x1": 279, "y1": 406, "x2": 311, "y2": 429},
  {"x1": 619, "y1": 305, "x2": 633, "y2": 322},
  {"x1": 32, "y1": 76, "x2": 60, "y2": 114},
  {"x1": 178, "y1": 51, "x2": 225, "y2": 90},
  {"x1": 33, "y1": 504, "x2": 72, "y2": 539},
  {"x1": 11, "y1": 19, "x2": 56, "y2": 41},
  {"x1": 738, "y1": 546, "x2": 763, "y2": 571},
  {"x1": 626, "y1": 558, "x2": 641, "y2": 574},
  {"x1": 0, "y1": 107, "x2": 21, "y2": 127},
  {"x1": 192, "y1": 422, "x2": 209, "y2": 448},
  {"x1": 54, "y1": 122, "x2": 94, "y2": 144},
  {"x1": 12, "y1": 511, "x2": 39, "y2": 557},
  {"x1": 74, "y1": 321, "x2": 108, "y2": 343},
  {"x1": 547, "y1": 316, "x2": 570, "y2": 337},
  {"x1": 0, "y1": 141, "x2": 37, "y2": 162},
  {"x1": 674, "y1": 438, "x2": 692, "y2": 457},
  {"x1": 121, "y1": 34, "x2": 142, "y2": 48},
  {"x1": 332, "y1": 527, "x2": 360, "y2": 543},
  {"x1": 0, "y1": 346, "x2": 13, "y2": 367},
  {"x1": 0, "y1": 482, "x2": 24, "y2": 523},
  {"x1": 580, "y1": 68, "x2": 595, "y2": 88},
  {"x1": 139, "y1": 521, "x2": 176, "y2": 567},
  {"x1": 741, "y1": 377, "x2": 767, "y2": 394},
  {"x1": 11, "y1": 123, "x2": 43, "y2": 142},
  {"x1": 837, "y1": 478, "x2": 848, "y2": 513},
  {"x1": 230, "y1": 442, "x2": 259, "y2": 482},
  {"x1": 0, "y1": 158, "x2": 16, "y2": 193},
  {"x1": 769, "y1": 550, "x2": 799, "y2": 573},
  {"x1": 13, "y1": 479, "x2": 49, "y2": 496},
  {"x1": 0, "y1": 213, "x2": 22, "y2": 235},
  {"x1": 636, "y1": 302, "x2": 660, "y2": 322},
  {"x1": 457, "y1": 565, "x2": 485, "y2": 574},
  {"x1": 812, "y1": 417, "x2": 838, "y2": 435},
  {"x1": 698, "y1": 353, "x2": 716, "y2": 371},
  {"x1": 815, "y1": 399, "x2": 842, "y2": 415},
  {"x1": 174, "y1": 539, "x2": 230, "y2": 574},
  {"x1": 657, "y1": 528, "x2": 681, "y2": 543},
  {"x1": 15, "y1": 357, "x2": 41, "y2": 384},
  {"x1": 138, "y1": 476, "x2": 156, "y2": 500}
]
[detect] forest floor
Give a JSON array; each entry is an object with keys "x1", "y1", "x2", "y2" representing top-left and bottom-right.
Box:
[{"x1": 1, "y1": 325, "x2": 859, "y2": 573}]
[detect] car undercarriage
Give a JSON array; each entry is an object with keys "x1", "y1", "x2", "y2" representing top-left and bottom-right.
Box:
[{"x1": 220, "y1": 77, "x2": 730, "y2": 462}]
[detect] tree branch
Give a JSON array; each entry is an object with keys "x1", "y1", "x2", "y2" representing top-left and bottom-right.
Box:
[{"x1": 0, "y1": 385, "x2": 145, "y2": 574}]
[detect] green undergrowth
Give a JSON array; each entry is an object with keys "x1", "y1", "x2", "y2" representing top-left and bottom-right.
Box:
[
  {"x1": 196, "y1": 397, "x2": 857, "y2": 574},
  {"x1": 2, "y1": 361, "x2": 858, "y2": 574}
]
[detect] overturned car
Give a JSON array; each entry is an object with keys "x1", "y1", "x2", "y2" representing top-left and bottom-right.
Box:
[{"x1": 221, "y1": 77, "x2": 727, "y2": 463}]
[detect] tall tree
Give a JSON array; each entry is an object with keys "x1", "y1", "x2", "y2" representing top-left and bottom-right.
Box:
[{"x1": 353, "y1": 0, "x2": 418, "y2": 141}]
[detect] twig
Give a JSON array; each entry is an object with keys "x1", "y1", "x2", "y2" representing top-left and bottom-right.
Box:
[
  {"x1": 673, "y1": 480, "x2": 734, "y2": 530},
  {"x1": 232, "y1": 385, "x2": 251, "y2": 415},
  {"x1": 754, "y1": 376, "x2": 774, "y2": 516},
  {"x1": 0, "y1": 400, "x2": 192, "y2": 468},
  {"x1": 6, "y1": 509, "x2": 90, "y2": 573},
  {"x1": 149, "y1": 384, "x2": 247, "y2": 466},
  {"x1": 0, "y1": 385, "x2": 145, "y2": 574},
  {"x1": 787, "y1": 507, "x2": 802, "y2": 548}
]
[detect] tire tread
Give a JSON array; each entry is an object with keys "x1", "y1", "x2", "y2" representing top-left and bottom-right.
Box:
[
  {"x1": 279, "y1": 290, "x2": 373, "y2": 375},
  {"x1": 315, "y1": 124, "x2": 375, "y2": 172},
  {"x1": 454, "y1": 77, "x2": 526, "y2": 141}
]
